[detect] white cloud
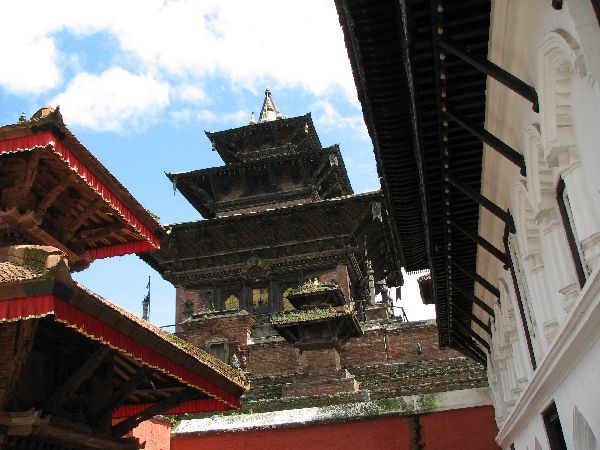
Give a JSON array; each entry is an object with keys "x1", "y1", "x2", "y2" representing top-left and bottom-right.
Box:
[
  {"x1": 0, "y1": 1, "x2": 355, "y2": 98},
  {"x1": 52, "y1": 67, "x2": 170, "y2": 132},
  {"x1": 174, "y1": 84, "x2": 207, "y2": 104},
  {"x1": 171, "y1": 108, "x2": 247, "y2": 126},
  {"x1": 312, "y1": 100, "x2": 369, "y2": 141},
  {"x1": 0, "y1": 35, "x2": 61, "y2": 95}
]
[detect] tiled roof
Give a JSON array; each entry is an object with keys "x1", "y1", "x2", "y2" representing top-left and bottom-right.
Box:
[
  {"x1": 76, "y1": 282, "x2": 248, "y2": 389},
  {"x1": 0, "y1": 108, "x2": 162, "y2": 232},
  {"x1": 0, "y1": 261, "x2": 43, "y2": 283},
  {"x1": 0, "y1": 245, "x2": 247, "y2": 390}
]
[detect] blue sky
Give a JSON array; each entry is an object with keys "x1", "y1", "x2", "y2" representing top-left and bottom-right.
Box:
[{"x1": 1, "y1": 0, "x2": 434, "y2": 327}]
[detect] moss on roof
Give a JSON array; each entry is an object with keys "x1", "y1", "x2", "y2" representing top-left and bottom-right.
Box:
[
  {"x1": 287, "y1": 279, "x2": 341, "y2": 296},
  {"x1": 271, "y1": 306, "x2": 351, "y2": 325}
]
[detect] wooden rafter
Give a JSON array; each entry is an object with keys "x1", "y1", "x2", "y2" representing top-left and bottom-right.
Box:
[
  {"x1": 18, "y1": 150, "x2": 41, "y2": 204},
  {"x1": 77, "y1": 224, "x2": 126, "y2": 241},
  {"x1": 92, "y1": 365, "x2": 151, "y2": 422},
  {"x1": 63, "y1": 198, "x2": 101, "y2": 243},
  {"x1": 45, "y1": 347, "x2": 112, "y2": 414},
  {"x1": 35, "y1": 173, "x2": 76, "y2": 218},
  {"x1": 3, "y1": 320, "x2": 38, "y2": 409},
  {"x1": 112, "y1": 388, "x2": 195, "y2": 437}
]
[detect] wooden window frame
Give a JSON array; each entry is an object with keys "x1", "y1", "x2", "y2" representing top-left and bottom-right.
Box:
[
  {"x1": 504, "y1": 219, "x2": 537, "y2": 370},
  {"x1": 542, "y1": 401, "x2": 567, "y2": 450},
  {"x1": 556, "y1": 178, "x2": 587, "y2": 288}
]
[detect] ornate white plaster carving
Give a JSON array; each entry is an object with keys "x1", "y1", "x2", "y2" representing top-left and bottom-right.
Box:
[{"x1": 538, "y1": 30, "x2": 587, "y2": 161}]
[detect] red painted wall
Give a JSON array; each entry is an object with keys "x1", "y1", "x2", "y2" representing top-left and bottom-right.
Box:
[
  {"x1": 129, "y1": 418, "x2": 172, "y2": 450},
  {"x1": 420, "y1": 406, "x2": 500, "y2": 450},
  {"x1": 172, "y1": 405, "x2": 499, "y2": 450}
]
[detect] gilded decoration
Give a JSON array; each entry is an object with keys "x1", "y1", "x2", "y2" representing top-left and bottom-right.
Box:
[
  {"x1": 241, "y1": 256, "x2": 270, "y2": 282},
  {"x1": 225, "y1": 294, "x2": 240, "y2": 311}
]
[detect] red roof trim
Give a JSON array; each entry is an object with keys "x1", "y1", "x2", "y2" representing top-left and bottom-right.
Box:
[
  {"x1": 112, "y1": 399, "x2": 230, "y2": 419},
  {"x1": 0, "y1": 133, "x2": 160, "y2": 254},
  {"x1": 88, "y1": 240, "x2": 156, "y2": 259},
  {"x1": 0, "y1": 294, "x2": 240, "y2": 409}
]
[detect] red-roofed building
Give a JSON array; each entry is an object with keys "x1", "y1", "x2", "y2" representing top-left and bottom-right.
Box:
[{"x1": 0, "y1": 108, "x2": 247, "y2": 449}]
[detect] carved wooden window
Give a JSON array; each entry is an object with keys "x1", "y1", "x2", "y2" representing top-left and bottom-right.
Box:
[
  {"x1": 224, "y1": 294, "x2": 240, "y2": 311},
  {"x1": 543, "y1": 401, "x2": 567, "y2": 450},
  {"x1": 199, "y1": 289, "x2": 215, "y2": 310},
  {"x1": 252, "y1": 286, "x2": 269, "y2": 310},
  {"x1": 205, "y1": 336, "x2": 229, "y2": 363},
  {"x1": 182, "y1": 299, "x2": 194, "y2": 317},
  {"x1": 557, "y1": 178, "x2": 589, "y2": 287}
]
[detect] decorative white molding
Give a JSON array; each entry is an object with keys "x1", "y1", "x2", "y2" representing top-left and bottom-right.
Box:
[
  {"x1": 523, "y1": 125, "x2": 556, "y2": 215},
  {"x1": 496, "y1": 268, "x2": 600, "y2": 448},
  {"x1": 538, "y1": 30, "x2": 585, "y2": 166},
  {"x1": 573, "y1": 405, "x2": 598, "y2": 450},
  {"x1": 582, "y1": 232, "x2": 600, "y2": 274}
]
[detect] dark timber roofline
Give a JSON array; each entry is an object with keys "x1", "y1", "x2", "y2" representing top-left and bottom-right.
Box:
[
  {"x1": 205, "y1": 113, "x2": 322, "y2": 164},
  {"x1": 335, "y1": 0, "x2": 539, "y2": 362}
]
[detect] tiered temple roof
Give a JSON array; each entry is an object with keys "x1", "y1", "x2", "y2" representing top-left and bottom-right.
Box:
[
  {"x1": 0, "y1": 107, "x2": 162, "y2": 270},
  {"x1": 0, "y1": 108, "x2": 247, "y2": 448},
  {"x1": 168, "y1": 104, "x2": 352, "y2": 219}
]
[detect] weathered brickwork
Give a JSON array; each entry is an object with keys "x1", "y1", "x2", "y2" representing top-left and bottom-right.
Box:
[
  {"x1": 341, "y1": 321, "x2": 462, "y2": 368},
  {"x1": 175, "y1": 287, "x2": 202, "y2": 326},
  {"x1": 248, "y1": 340, "x2": 300, "y2": 375},
  {"x1": 314, "y1": 264, "x2": 351, "y2": 302}
]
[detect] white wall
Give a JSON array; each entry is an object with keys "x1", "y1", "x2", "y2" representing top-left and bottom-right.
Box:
[{"x1": 476, "y1": 1, "x2": 600, "y2": 448}]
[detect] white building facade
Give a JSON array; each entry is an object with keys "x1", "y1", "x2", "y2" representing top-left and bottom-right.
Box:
[{"x1": 479, "y1": 1, "x2": 600, "y2": 448}]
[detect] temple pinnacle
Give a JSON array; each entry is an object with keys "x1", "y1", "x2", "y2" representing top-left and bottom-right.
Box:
[{"x1": 258, "y1": 87, "x2": 282, "y2": 123}]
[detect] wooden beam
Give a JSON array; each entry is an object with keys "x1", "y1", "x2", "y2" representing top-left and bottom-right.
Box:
[
  {"x1": 18, "y1": 151, "x2": 41, "y2": 203},
  {"x1": 321, "y1": 179, "x2": 341, "y2": 199},
  {"x1": 451, "y1": 333, "x2": 487, "y2": 364},
  {"x1": 438, "y1": 37, "x2": 539, "y2": 112},
  {"x1": 447, "y1": 174, "x2": 515, "y2": 233},
  {"x1": 4, "y1": 321, "x2": 38, "y2": 409},
  {"x1": 451, "y1": 281, "x2": 495, "y2": 318},
  {"x1": 451, "y1": 260, "x2": 500, "y2": 299},
  {"x1": 452, "y1": 317, "x2": 490, "y2": 352},
  {"x1": 92, "y1": 365, "x2": 151, "y2": 423},
  {"x1": 112, "y1": 388, "x2": 195, "y2": 437},
  {"x1": 451, "y1": 301, "x2": 492, "y2": 336},
  {"x1": 77, "y1": 224, "x2": 126, "y2": 241},
  {"x1": 444, "y1": 107, "x2": 527, "y2": 176},
  {"x1": 45, "y1": 347, "x2": 111, "y2": 414},
  {"x1": 24, "y1": 222, "x2": 81, "y2": 263},
  {"x1": 447, "y1": 217, "x2": 509, "y2": 266},
  {"x1": 35, "y1": 173, "x2": 76, "y2": 218},
  {"x1": 63, "y1": 198, "x2": 101, "y2": 243}
]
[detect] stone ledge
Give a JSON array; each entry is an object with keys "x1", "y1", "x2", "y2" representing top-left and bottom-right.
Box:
[{"x1": 174, "y1": 387, "x2": 493, "y2": 436}]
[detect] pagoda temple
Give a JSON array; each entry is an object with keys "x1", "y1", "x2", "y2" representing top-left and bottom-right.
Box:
[
  {"x1": 144, "y1": 91, "x2": 498, "y2": 449},
  {"x1": 142, "y1": 89, "x2": 403, "y2": 375}
]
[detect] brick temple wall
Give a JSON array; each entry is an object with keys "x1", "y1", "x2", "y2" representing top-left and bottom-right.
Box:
[
  {"x1": 249, "y1": 340, "x2": 300, "y2": 375},
  {"x1": 340, "y1": 321, "x2": 461, "y2": 368},
  {"x1": 247, "y1": 321, "x2": 460, "y2": 377}
]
